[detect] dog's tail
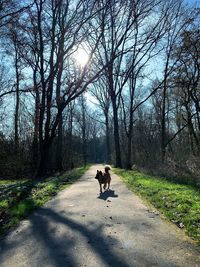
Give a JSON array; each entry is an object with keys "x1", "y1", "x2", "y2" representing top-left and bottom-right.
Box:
[{"x1": 104, "y1": 166, "x2": 111, "y2": 173}]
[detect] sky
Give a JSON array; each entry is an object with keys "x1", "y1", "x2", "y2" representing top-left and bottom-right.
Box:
[
  {"x1": 0, "y1": 0, "x2": 199, "y2": 134},
  {"x1": 185, "y1": 0, "x2": 200, "y2": 7}
]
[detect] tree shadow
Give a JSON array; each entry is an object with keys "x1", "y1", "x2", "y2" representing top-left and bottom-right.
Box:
[
  {"x1": 29, "y1": 207, "x2": 130, "y2": 267},
  {"x1": 98, "y1": 189, "x2": 118, "y2": 201},
  {"x1": 1, "y1": 207, "x2": 198, "y2": 267}
]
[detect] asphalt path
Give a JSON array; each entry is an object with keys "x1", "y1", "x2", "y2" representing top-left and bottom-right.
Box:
[{"x1": 0, "y1": 165, "x2": 200, "y2": 267}]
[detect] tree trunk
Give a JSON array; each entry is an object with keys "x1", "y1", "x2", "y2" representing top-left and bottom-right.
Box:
[
  {"x1": 112, "y1": 96, "x2": 122, "y2": 168},
  {"x1": 126, "y1": 124, "x2": 133, "y2": 169},
  {"x1": 186, "y1": 107, "x2": 200, "y2": 155},
  {"x1": 36, "y1": 0, "x2": 46, "y2": 177},
  {"x1": 32, "y1": 69, "x2": 40, "y2": 170},
  {"x1": 105, "y1": 111, "x2": 111, "y2": 163},
  {"x1": 68, "y1": 104, "x2": 74, "y2": 169},
  {"x1": 37, "y1": 137, "x2": 54, "y2": 177},
  {"x1": 107, "y1": 63, "x2": 122, "y2": 168},
  {"x1": 161, "y1": 87, "x2": 166, "y2": 162},
  {"x1": 161, "y1": 58, "x2": 169, "y2": 162},
  {"x1": 126, "y1": 76, "x2": 135, "y2": 169},
  {"x1": 81, "y1": 96, "x2": 87, "y2": 166},
  {"x1": 14, "y1": 46, "x2": 20, "y2": 153},
  {"x1": 56, "y1": 113, "x2": 63, "y2": 171}
]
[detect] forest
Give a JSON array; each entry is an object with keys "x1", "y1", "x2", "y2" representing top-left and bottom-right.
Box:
[{"x1": 0, "y1": 0, "x2": 199, "y2": 180}]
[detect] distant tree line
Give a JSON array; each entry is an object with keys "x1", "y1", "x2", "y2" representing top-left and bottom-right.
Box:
[{"x1": 0, "y1": 0, "x2": 199, "y2": 178}]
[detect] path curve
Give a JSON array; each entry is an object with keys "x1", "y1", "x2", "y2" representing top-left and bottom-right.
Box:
[{"x1": 0, "y1": 165, "x2": 200, "y2": 267}]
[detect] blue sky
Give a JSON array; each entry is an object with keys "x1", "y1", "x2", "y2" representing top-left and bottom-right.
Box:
[{"x1": 186, "y1": 0, "x2": 200, "y2": 7}]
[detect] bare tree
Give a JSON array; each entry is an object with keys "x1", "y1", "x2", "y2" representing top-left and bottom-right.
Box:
[
  {"x1": 158, "y1": 0, "x2": 197, "y2": 162},
  {"x1": 92, "y1": 0, "x2": 145, "y2": 167},
  {"x1": 119, "y1": 0, "x2": 174, "y2": 168},
  {"x1": 26, "y1": 0, "x2": 108, "y2": 176},
  {"x1": 90, "y1": 76, "x2": 111, "y2": 163},
  {"x1": 0, "y1": 0, "x2": 32, "y2": 29},
  {"x1": 168, "y1": 22, "x2": 200, "y2": 155}
]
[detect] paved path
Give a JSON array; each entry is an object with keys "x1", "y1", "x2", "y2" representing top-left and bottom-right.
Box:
[{"x1": 0, "y1": 165, "x2": 200, "y2": 267}]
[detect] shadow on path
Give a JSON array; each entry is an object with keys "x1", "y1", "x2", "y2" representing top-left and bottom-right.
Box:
[
  {"x1": 98, "y1": 190, "x2": 118, "y2": 201},
  {"x1": 0, "y1": 204, "x2": 198, "y2": 267},
  {"x1": 29, "y1": 207, "x2": 130, "y2": 267}
]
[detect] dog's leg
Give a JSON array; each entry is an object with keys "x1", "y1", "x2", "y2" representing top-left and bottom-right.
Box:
[
  {"x1": 103, "y1": 183, "x2": 106, "y2": 190},
  {"x1": 107, "y1": 179, "x2": 111, "y2": 190},
  {"x1": 99, "y1": 182, "x2": 102, "y2": 193}
]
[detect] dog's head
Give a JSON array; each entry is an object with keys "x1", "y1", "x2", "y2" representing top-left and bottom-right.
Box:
[{"x1": 95, "y1": 170, "x2": 103, "y2": 179}]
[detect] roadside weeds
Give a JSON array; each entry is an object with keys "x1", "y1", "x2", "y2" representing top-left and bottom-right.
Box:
[
  {"x1": 114, "y1": 168, "x2": 200, "y2": 245},
  {"x1": 0, "y1": 166, "x2": 89, "y2": 236}
]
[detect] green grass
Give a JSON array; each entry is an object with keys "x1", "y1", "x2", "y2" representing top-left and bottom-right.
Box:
[
  {"x1": 114, "y1": 168, "x2": 200, "y2": 244},
  {"x1": 0, "y1": 180, "x2": 26, "y2": 185},
  {"x1": 0, "y1": 166, "x2": 89, "y2": 235}
]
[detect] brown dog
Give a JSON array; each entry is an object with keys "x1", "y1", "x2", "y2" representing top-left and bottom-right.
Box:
[{"x1": 95, "y1": 166, "x2": 111, "y2": 193}]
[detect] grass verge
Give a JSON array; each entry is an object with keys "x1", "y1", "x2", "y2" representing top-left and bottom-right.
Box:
[
  {"x1": 114, "y1": 168, "x2": 200, "y2": 245},
  {"x1": 0, "y1": 166, "x2": 89, "y2": 236}
]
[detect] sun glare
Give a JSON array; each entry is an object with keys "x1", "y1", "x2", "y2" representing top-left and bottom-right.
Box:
[{"x1": 75, "y1": 46, "x2": 89, "y2": 67}]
